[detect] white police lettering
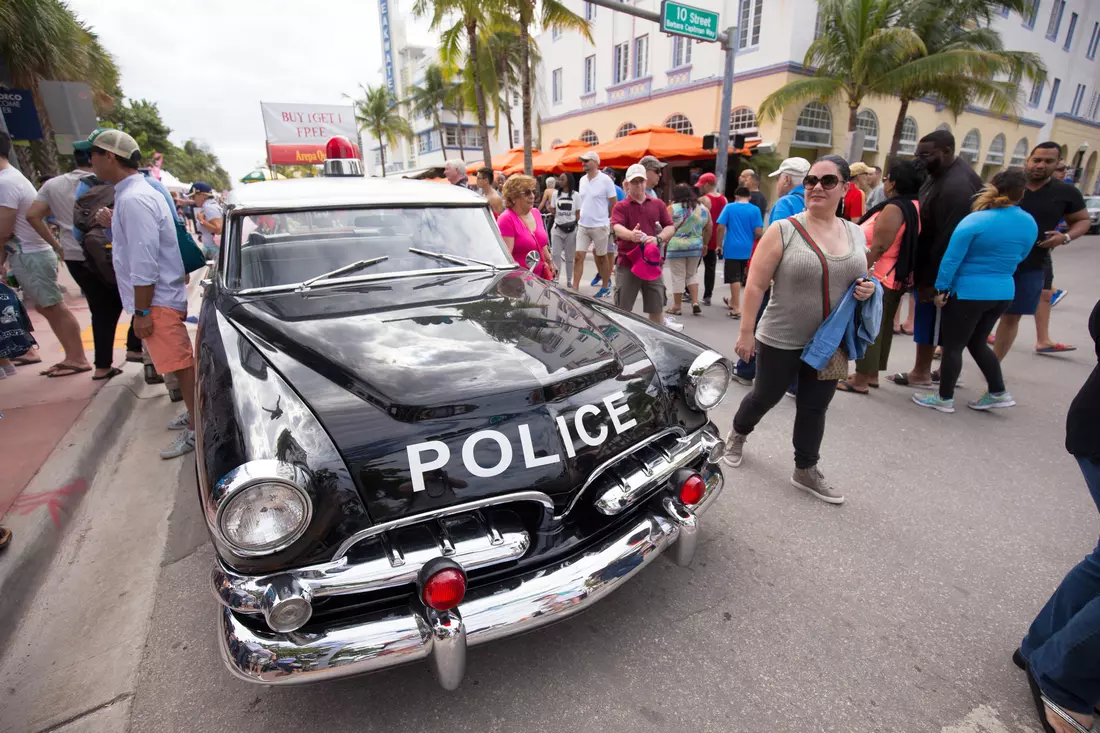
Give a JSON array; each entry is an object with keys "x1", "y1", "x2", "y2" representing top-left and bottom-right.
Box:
[{"x1": 406, "y1": 394, "x2": 636, "y2": 491}]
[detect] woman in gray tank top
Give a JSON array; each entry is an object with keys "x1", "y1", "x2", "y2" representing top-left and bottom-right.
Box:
[{"x1": 721, "y1": 155, "x2": 875, "y2": 505}]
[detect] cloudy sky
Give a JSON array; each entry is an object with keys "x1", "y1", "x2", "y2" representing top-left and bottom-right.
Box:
[{"x1": 65, "y1": 0, "x2": 436, "y2": 183}]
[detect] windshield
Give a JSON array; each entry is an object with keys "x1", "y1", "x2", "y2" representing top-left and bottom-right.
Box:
[{"x1": 229, "y1": 206, "x2": 513, "y2": 290}]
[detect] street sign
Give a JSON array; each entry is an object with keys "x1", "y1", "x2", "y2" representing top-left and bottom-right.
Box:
[
  {"x1": 0, "y1": 90, "x2": 43, "y2": 140},
  {"x1": 660, "y1": 1, "x2": 719, "y2": 43}
]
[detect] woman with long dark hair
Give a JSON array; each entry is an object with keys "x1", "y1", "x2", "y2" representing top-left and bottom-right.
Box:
[
  {"x1": 664, "y1": 183, "x2": 711, "y2": 315},
  {"x1": 549, "y1": 173, "x2": 579, "y2": 286},
  {"x1": 838, "y1": 159, "x2": 924, "y2": 393},
  {"x1": 912, "y1": 168, "x2": 1037, "y2": 413}
]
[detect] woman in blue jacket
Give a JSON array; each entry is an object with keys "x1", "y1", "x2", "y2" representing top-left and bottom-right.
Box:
[{"x1": 913, "y1": 168, "x2": 1037, "y2": 413}]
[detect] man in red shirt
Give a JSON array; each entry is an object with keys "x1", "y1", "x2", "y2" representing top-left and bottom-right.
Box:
[
  {"x1": 611, "y1": 164, "x2": 675, "y2": 325},
  {"x1": 698, "y1": 172, "x2": 726, "y2": 306},
  {"x1": 843, "y1": 162, "x2": 871, "y2": 221}
]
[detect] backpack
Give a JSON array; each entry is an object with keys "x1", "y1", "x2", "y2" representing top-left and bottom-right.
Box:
[{"x1": 73, "y1": 176, "x2": 116, "y2": 285}]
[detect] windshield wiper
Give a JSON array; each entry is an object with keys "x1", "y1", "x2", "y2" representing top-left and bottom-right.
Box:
[
  {"x1": 297, "y1": 257, "x2": 389, "y2": 291},
  {"x1": 408, "y1": 247, "x2": 499, "y2": 269}
]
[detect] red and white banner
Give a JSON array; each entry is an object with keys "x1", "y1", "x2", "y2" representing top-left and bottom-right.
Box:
[{"x1": 260, "y1": 102, "x2": 359, "y2": 165}]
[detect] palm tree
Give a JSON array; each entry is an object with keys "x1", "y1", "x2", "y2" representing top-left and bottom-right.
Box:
[
  {"x1": 350, "y1": 84, "x2": 412, "y2": 177},
  {"x1": 483, "y1": 27, "x2": 540, "y2": 150},
  {"x1": 405, "y1": 63, "x2": 453, "y2": 159},
  {"x1": 882, "y1": 0, "x2": 1044, "y2": 161},
  {"x1": 413, "y1": 0, "x2": 508, "y2": 168},
  {"x1": 759, "y1": 0, "x2": 925, "y2": 134},
  {"x1": 504, "y1": 0, "x2": 591, "y2": 174},
  {"x1": 444, "y1": 79, "x2": 468, "y2": 162},
  {"x1": 0, "y1": 0, "x2": 122, "y2": 178}
]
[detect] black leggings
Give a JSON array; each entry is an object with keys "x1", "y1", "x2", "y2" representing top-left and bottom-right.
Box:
[
  {"x1": 65, "y1": 261, "x2": 141, "y2": 369},
  {"x1": 938, "y1": 297, "x2": 1010, "y2": 400},
  {"x1": 702, "y1": 250, "x2": 717, "y2": 300},
  {"x1": 733, "y1": 341, "x2": 839, "y2": 469}
]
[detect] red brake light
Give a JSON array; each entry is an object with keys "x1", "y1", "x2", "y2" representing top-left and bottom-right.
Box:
[
  {"x1": 325, "y1": 135, "x2": 356, "y2": 160},
  {"x1": 421, "y1": 568, "x2": 467, "y2": 611},
  {"x1": 679, "y1": 473, "x2": 706, "y2": 506}
]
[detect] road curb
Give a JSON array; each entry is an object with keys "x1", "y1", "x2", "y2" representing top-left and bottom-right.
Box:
[{"x1": 0, "y1": 367, "x2": 144, "y2": 655}]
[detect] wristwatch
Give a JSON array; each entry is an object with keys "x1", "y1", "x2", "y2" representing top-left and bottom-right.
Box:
[
  {"x1": 1062, "y1": 232, "x2": 1072, "y2": 245},
  {"x1": 135, "y1": 308, "x2": 151, "y2": 317}
]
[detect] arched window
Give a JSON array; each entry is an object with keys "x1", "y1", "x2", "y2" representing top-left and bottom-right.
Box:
[
  {"x1": 1010, "y1": 138, "x2": 1029, "y2": 166},
  {"x1": 615, "y1": 122, "x2": 638, "y2": 138},
  {"x1": 579, "y1": 129, "x2": 599, "y2": 146},
  {"x1": 898, "y1": 117, "x2": 919, "y2": 156},
  {"x1": 855, "y1": 109, "x2": 878, "y2": 151},
  {"x1": 664, "y1": 114, "x2": 694, "y2": 135},
  {"x1": 986, "y1": 133, "x2": 1006, "y2": 166},
  {"x1": 935, "y1": 122, "x2": 951, "y2": 133},
  {"x1": 793, "y1": 102, "x2": 832, "y2": 147},
  {"x1": 730, "y1": 106, "x2": 758, "y2": 136},
  {"x1": 960, "y1": 129, "x2": 981, "y2": 163},
  {"x1": 550, "y1": 138, "x2": 564, "y2": 147}
]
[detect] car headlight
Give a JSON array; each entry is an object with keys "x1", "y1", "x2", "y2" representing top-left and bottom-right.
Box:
[
  {"x1": 685, "y1": 351, "x2": 731, "y2": 411},
  {"x1": 213, "y1": 461, "x2": 312, "y2": 556}
]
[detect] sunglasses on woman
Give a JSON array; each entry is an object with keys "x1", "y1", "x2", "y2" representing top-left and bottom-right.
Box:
[{"x1": 803, "y1": 174, "x2": 842, "y2": 190}]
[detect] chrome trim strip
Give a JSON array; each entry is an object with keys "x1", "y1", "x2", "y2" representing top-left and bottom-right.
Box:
[
  {"x1": 218, "y1": 505, "x2": 690, "y2": 686},
  {"x1": 331, "y1": 491, "x2": 553, "y2": 561},
  {"x1": 557, "y1": 427, "x2": 686, "y2": 519}
]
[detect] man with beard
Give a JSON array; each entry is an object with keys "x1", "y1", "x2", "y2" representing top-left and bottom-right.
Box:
[
  {"x1": 887, "y1": 130, "x2": 983, "y2": 388},
  {"x1": 993, "y1": 142, "x2": 1089, "y2": 360}
]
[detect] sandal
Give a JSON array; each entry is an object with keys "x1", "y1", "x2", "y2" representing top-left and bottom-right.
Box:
[
  {"x1": 12, "y1": 354, "x2": 42, "y2": 366},
  {"x1": 901, "y1": 325, "x2": 913, "y2": 335},
  {"x1": 0, "y1": 527, "x2": 10, "y2": 551},
  {"x1": 92, "y1": 367, "x2": 124, "y2": 381},
  {"x1": 43, "y1": 364, "x2": 93, "y2": 378},
  {"x1": 665, "y1": 308, "x2": 682, "y2": 316},
  {"x1": 836, "y1": 380, "x2": 869, "y2": 395},
  {"x1": 726, "y1": 310, "x2": 741, "y2": 319},
  {"x1": 886, "y1": 372, "x2": 933, "y2": 387},
  {"x1": 1027, "y1": 666, "x2": 1093, "y2": 733},
  {"x1": 1036, "y1": 343, "x2": 1077, "y2": 354}
]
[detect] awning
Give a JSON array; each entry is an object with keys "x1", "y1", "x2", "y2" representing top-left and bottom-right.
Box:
[
  {"x1": 503, "y1": 139, "x2": 591, "y2": 176},
  {"x1": 559, "y1": 127, "x2": 755, "y2": 172},
  {"x1": 465, "y1": 147, "x2": 538, "y2": 175}
]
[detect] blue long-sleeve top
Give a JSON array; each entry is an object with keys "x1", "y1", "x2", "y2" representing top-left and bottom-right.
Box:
[{"x1": 934, "y1": 207, "x2": 1037, "y2": 300}]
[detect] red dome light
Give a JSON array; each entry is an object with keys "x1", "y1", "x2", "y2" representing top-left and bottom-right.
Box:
[
  {"x1": 421, "y1": 568, "x2": 467, "y2": 611},
  {"x1": 679, "y1": 473, "x2": 706, "y2": 506},
  {"x1": 325, "y1": 135, "x2": 356, "y2": 160}
]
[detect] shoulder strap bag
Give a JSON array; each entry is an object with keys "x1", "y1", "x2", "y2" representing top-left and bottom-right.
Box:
[{"x1": 787, "y1": 217, "x2": 849, "y2": 380}]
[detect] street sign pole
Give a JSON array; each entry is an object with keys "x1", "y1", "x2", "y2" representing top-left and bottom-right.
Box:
[{"x1": 714, "y1": 27, "x2": 737, "y2": 194}]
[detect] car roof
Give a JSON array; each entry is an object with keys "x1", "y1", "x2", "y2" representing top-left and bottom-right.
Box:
[{"x1": 227, "y1": 177, "x2": 485, "y2": 213}]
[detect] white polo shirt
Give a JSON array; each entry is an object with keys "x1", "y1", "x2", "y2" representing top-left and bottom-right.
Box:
[{"x1": 576, "y1": 172, "x2": 617, "y2": 228}]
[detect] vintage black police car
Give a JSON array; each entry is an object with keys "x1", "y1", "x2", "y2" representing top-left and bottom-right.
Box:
[{"x1": 196, "y1": 143, "x2": 731, "y2": 687}]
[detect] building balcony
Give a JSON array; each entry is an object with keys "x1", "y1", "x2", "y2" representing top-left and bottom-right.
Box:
[
  {"x1": 665, "y1": 65, "x2": 692, "y2": 88},
  {"x1": 606, "y1": 76, "x2": 652, "y2": 104}
]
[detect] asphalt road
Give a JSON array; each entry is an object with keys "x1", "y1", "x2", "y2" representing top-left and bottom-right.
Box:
[{"x1": 60, "y1": 239, "x2": 1100, "y2": 731}]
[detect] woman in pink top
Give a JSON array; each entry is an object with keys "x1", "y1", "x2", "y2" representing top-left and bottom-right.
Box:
[
  {"x1": 838, "y1": 159, "x2": 924, "y2": 394},
  {"x1": 498, "y1": 175, "x2": 555, "y2": 280}
]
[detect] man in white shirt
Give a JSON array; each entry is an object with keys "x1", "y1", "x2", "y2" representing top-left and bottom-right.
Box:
[
  {"x1": 188, "y1": 182, "x2": 223, "y2": 257},
  {"x1": 77, "y1": 128, "x2": 196, "y2": 459},
  {"x1": 572, "y1": 151, "x2": 617, "y2": 296},
  {"x1": 0, "y1": 132, "x2": 90, "y2": 377}
]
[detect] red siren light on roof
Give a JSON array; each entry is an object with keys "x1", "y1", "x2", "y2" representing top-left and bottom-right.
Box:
[{"x1": 322, "y1": 136, "x2": 363, "y2": 177}]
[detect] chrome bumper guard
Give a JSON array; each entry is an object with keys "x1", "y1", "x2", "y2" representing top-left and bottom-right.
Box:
[{"x1": 218, "y1": 465, "x2": 725, "y2": 687}]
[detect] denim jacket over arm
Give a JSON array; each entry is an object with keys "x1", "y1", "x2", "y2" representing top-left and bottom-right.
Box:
[{"x1": 800, "y1": 278, "x2": 883, "y2": 370}]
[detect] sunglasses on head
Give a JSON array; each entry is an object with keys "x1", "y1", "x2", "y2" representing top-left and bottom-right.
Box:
[{"x1": 803, "y1": 174, "x2": 842, "y2": 190}]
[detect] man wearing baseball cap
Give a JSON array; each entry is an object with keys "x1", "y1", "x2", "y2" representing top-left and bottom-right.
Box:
[
  {"x1": 78, "y1": 127, "x2": 197, "y2": 459},
  {"x1": 697, "y1": 172, "x2": 725, "y2": 306},
  {"x1": 611, "y1": 164, "x2": 674, "y2": 325},
  {"x1": 639, "y1": 155, "x2": 666, "y2": 200},
  {"x1": 767, "y1": 157, "x2": 810, "y2": 223},
  {"x1": 573, "y1": 150, "x2": 618, "y2": 296},
  {"x1": 188, "y1": 182, "x2": 223, "y2": 257}
]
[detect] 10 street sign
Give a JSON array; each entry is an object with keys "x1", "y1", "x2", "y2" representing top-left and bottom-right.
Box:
[{"x1": 660, "y1": 0, "x2": 719, "y2": 43}]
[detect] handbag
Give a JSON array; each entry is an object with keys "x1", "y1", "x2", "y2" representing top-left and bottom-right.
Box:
[
  {"x1": 787, "y1": 218, "x2": 848, "y2": 380},
  {"x1": 175, "y1": 221, "x2": 206, "y2": 273}
]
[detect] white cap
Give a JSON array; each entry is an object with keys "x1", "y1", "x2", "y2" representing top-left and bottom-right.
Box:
[
  {"x1": 625, "y1": 163, "x2": 647, "y2": 182},
  {"x1": 768, "y1": 157, "x2": 811, "y2": 178},
  {"x1": 579, "y1": 150, "x2": 600, "y2": 165}
]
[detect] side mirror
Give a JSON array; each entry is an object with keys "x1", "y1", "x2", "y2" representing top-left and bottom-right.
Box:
[{"x1": 525, "y1": 250, "x2": 541, "y2": 271}]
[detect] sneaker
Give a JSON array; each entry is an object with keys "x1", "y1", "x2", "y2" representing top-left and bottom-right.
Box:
[
  {"x1": 167, "y1": 412, "x2": 191, "y2": 430},
  {"x1": 1, "y1": 364, "x2": 15, "y2": 376},
  {"x1": 702, "y1": 297, "x2": 712, "y2": 306},
  {"x1": 590, "y1": 274, "x2": 602, "y2": 287},
  {"x1": 732, "y1": 373, "x2": 753, "y2": 386},
  {"x1": 160, "y1": 429, "x2": 195, "y2": 459},
  {"x1": 594, "y1": 287, "x2": 611, "y2": 298},
  {"x1": 721, "y1": 431, "x2": 746, "y2": 467},
  {"x1": 967, "y1": 391, "x2": 1016, "y2": 411},
  {"x1": 692, "y1": 303, "x2": 702, "y2": 315},
  {"x1": 784, "y1": 389, "x2": 796, "y2": 400},
  {"x1": 912, "y1": 392, "x2": 955, "y2": 413},
  {"x1": 663, "y1": 317, "x2": 684, "y2": 332},
  {"x1": 1050, "y1": 289, "x2": 1067, "y2": 307},
  {"x1": 791, "y1": 466, "x2": 845, "y2": 504}
]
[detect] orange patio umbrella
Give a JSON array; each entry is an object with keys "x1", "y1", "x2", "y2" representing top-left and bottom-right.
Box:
[
  {"x1": 465, "y1": 147, "x2": 538, "y2": 175},
  {"x1": 559, "y1": 126, "x2": 750, "y2": 172},
  {"x1": 502, "y1": 139, "x2": 590, "y2": 176}
]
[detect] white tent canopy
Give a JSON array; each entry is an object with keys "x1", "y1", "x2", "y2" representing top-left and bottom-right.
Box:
[{"x1": 157, "y1": 169, "x2": 190, "y2": 192}]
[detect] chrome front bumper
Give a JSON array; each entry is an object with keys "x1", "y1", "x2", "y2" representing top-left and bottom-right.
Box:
[{"x1": 218, "y1": 469, "x2": 724, "y2": 687}]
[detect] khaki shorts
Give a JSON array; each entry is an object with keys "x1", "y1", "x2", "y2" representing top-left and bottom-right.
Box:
[
  {"x1": 577, "y1": 225, "x2": 610, "y2": 256},
  {"x1": 666, "y1": 257, "x2": 700, "y2": 291},
  {"x1": 9, "y1": 248, "x2": 63, "y2": 308},
  {"x1": 614, "y1": 265, "x2": 665, "y2": 315},
  {"x1": 143, "y1": 306, "x2": 194, "y2": 374}
]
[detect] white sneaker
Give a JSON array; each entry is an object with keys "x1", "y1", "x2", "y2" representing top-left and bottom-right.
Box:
[
  {"x1": 167, "y1": 412, "x2": 191, "y2": 430},
  {"x1": 664, "y1": 317, "x2": 684, "y2": 332},
  {"x1": 160, "y1": 429, "x2": 195, "y2": 459}
]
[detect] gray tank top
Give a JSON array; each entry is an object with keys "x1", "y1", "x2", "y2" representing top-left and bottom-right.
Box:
[{"x1": 756, "y1": 213, "x2": 869, "y2": 350}]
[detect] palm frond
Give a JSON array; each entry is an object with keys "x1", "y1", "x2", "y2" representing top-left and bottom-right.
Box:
[{"x1": 759, "y1": 77, "x2": 845, "y2": 121}]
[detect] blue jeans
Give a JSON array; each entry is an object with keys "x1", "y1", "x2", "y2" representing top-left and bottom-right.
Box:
[{"x1": 1020, "y1": 456, "x2": 1100, "y2": 715}]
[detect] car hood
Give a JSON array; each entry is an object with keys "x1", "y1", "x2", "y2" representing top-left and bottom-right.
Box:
[{"x1": 227, "y1": 270, "x2": 673, "y2": 522}]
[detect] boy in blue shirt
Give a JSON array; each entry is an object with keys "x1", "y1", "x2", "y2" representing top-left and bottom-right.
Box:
[{"x1": 716, "y1": 187, "x2": 763, "y2": 319}]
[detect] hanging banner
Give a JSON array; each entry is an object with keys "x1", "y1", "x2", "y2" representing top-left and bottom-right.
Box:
[
  {"x1": 260, "y1": 102, "x2": 360, "y2": 165},
  {"x1": 0, "y1": 90, "x2": 43, "y2": 140},
  {"x1": 379, "y1": 0, "x2": 396, "y2": 96}
]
